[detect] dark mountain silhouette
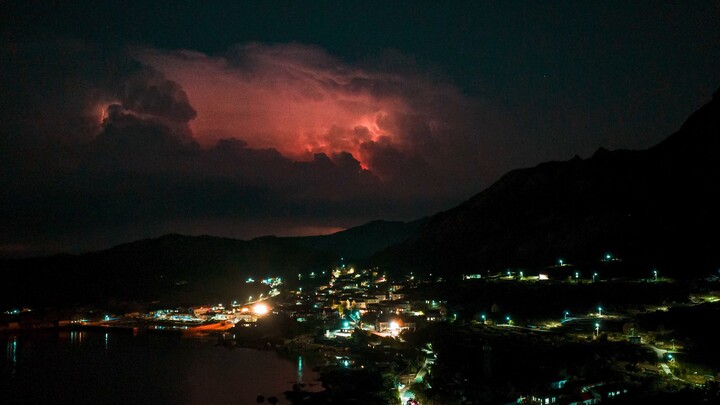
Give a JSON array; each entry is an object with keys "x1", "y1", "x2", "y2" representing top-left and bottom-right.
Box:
[
  {"x1": 286, "y1": 219, "x2": 426, "y2": 260},
  {"x1": 1, "y1": 234, "x2": 336, "y2": 307},
  {"x1": 374, "y1": 88, "x2": 720, "y2": 279},
  {"x1": 0, "y1": 220, "x2": 422, "y2": 307}
]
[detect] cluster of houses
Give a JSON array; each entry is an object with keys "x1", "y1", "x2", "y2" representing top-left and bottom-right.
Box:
[
  {"x1": 270, "y1": 265, "x2": 449, "y2": 337},
  {"x1": 149, "y1": 302, "x2": 264, "y2": 325}
]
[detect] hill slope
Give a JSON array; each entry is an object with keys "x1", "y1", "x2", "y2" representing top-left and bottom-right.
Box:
[
  {"x1": 288, "y1": 219, "x2": 426, "y2": 260},
  {"x1": 1, "y1": 220, "x2": 423, "y2": 308},
  {"x1": 375, "y1": 89, "x2": 720, "y2": 278},
  {"x1": 1, "y1": 234, "x2": 337, "y2": 307}
]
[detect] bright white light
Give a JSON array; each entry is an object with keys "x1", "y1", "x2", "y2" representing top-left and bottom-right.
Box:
[{"x1": 253, "y1": 303, "x2": 269, "y2": 315}]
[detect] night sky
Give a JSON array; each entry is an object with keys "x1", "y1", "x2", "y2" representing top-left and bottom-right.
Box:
[{"x1": 2, "y1": 1, "x2": 719, "y2": 256}]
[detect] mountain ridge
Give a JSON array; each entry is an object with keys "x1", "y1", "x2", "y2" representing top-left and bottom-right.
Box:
[
  {"x1": 0, "y1": 220, "x2": 422, "y2": 307},
  {"x1": 373, "y1": 87, "x2": 720, "y2": 278}
]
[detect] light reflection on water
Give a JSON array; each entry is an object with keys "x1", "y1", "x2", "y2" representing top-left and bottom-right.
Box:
[
  {"x1": 69, "y1": 330, "x2": 85, "y2": 345},
  {"x1": 297, "y1": 355, "x2": 303, "y2": 383},
  {"x1": 0, "y1": 331, "x2": 319, "y2": 405},
  {"x1": 6, "y1": 336, "x2": 17, "y2": 376}
]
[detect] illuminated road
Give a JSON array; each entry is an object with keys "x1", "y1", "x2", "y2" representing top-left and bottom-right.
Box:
[{"x1": 647, "y1": 344, "x2": 683, "y2": 381}]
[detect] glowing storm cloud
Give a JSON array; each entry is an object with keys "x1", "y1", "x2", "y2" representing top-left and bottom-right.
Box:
[{"x1": 135, "y1": 44, "x2": 415, "y2": 166}]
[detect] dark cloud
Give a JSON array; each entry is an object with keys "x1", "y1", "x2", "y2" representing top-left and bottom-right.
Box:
[
  {"x1": 0, "y1": 40, "x2": 522, "y2": 255},
  {"x1": 119, "y1": 69, "x2": 197, "y2": 123}
]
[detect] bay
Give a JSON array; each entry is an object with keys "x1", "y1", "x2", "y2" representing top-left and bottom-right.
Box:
[{"x1": 1, "y1": 331, "x2": 319, "y2": 404}]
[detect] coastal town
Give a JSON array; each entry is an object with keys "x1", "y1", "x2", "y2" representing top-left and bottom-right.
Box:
[{"x1": 4, "y1": 258, "x2": 720, "y2": 404}]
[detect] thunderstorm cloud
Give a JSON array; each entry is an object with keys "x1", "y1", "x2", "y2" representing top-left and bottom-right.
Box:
[{"x1": 1, "y1": 40, "x2": 515, "y2": 255}]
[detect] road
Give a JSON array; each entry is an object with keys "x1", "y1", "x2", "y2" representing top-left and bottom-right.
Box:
[{"x1": 647, "y1": 344, "x2": 683, "y2": 381}]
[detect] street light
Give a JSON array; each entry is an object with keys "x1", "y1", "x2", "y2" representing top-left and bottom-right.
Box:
[
  {"x1": 519, "y1": 271, "x2": 524, "y2": 278},
  {"x1": 593, "y1": 272, "x2": 598, "y2": 282},
  {"x1": 653, "y1": 269, "x2": 658, "y2": 281},
  {"x1": 575, "y1": 271, "x2": 580, "y2": 280},
  {"x1": 595, "y1": 322, "x2": 600, "y2": 337},
  {"x1": 598, "y1": 306, "x2": 603, "y2": 317},
  {"x1": 506, "y1": 315, "x2": 512, "y2": 325},
  {"x1": 558, "y1": 258, "x2": 564, "y2": 266},
  {"x1": 481, "y1": 314, "x2": 486, "y2": 324},
  {"x1": 564, "y1": 311, "x2": 569, "y2": 320}
]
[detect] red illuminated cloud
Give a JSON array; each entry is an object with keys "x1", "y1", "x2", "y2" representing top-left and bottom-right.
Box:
[
  {"x1": 0, "y1": 40, "x2": 517, "y2": 253},
  {"x1": 134, "y1": 44, "x2": 457, "y2": 171}
]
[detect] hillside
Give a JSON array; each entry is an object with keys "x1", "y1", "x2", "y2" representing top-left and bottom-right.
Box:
[
  {"x1": 0, "y1": 220, "x2": 423, "y2": 308},
  {"x1": 288, "y1": 219, "x2": 426, "y2": 260},
  {"x1": 375, "y1": 89, "x2": 720, "y2": 278},
  {"x1": 1, "y1": 234, "x2": 336, "y2": 308}
]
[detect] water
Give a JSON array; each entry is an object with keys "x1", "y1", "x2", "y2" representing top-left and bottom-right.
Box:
[{"x1": 1, "y1": 331, "x2": 320, "y2": 404}]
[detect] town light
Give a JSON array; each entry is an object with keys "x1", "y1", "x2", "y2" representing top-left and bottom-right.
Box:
[
  {"x1": 390, "y1": 320, "x2": 401, "y2": 336},
  {"x1": 252, "y1": 303, "x2": 269, "y2": 315}
]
